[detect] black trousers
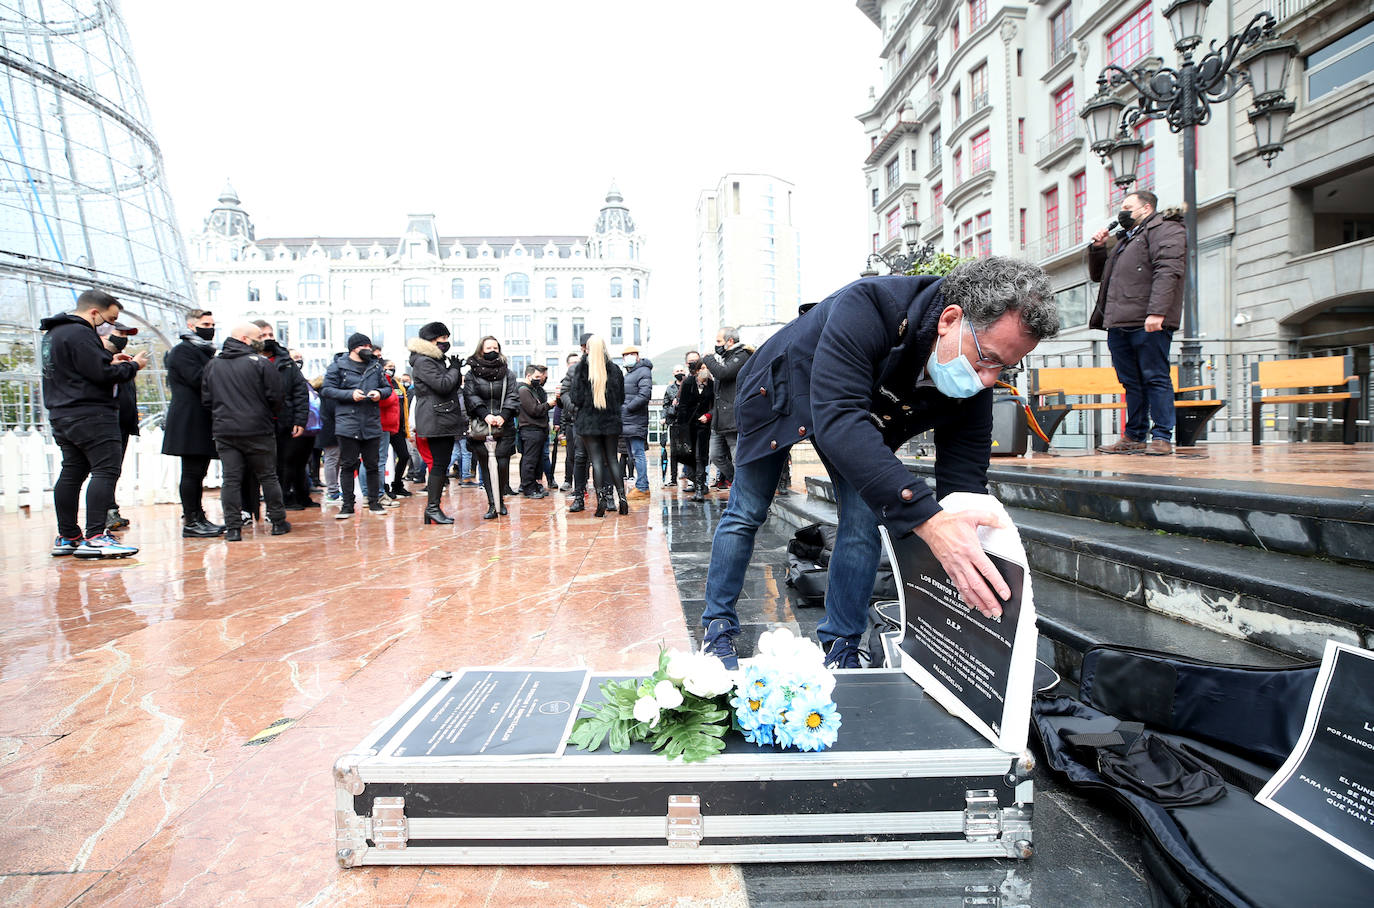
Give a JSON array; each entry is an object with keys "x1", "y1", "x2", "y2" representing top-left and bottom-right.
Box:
[
  {"x1": 581, "y1": 433, "x2": 625, "y2": 501},
  {"x1": 421, "y1": 436, "x2": 455, "y2": 509},
  {"x1": 561, "y1": 424, "x2": 578, "y2": 486},
  {"x1": 688, "y1": 421, "x2": 711, "y2": 488},
  {"x1": 388, "y1": 433, "x2": 411, "y2": 491},
  {"x1": 667, "y1": 425, "x2": 684, "y2": 481},
  {"x1": 216, "y1": 435, "x2": 285, "y2": 528},
  {"x1": 518, "y1": 427, "x2": 548, "y2": 493},
  {"x1": 51, "y1": 411, "x2": 123, "y2": 539},
  {"x1": 179, "y1": 454, "x2": 213, "y2": 521},
  {"x1": 569, "y1": 430, "x2": 590, "y2": 495},
  {"x1": 338, "y1": 435, "x2": 382, "y2": 508},
  {"x1": 281, "y1": 433, "x2": 315, "y2": 505}
]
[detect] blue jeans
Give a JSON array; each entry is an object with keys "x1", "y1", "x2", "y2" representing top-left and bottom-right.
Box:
[
  {"x1": 628, "y1": 437, "x2": 648, "y2": 491},
  {"x1": 701, "y1": 447, "x2": 881, "y2": 646},
  {"x1": 1107, "y1": 327, "x2": 1175, "y2": 441}
]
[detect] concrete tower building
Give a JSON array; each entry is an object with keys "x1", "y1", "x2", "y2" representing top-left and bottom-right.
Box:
[{"x1": 694, "y1": 174, "x2": 802, "y2": 344}]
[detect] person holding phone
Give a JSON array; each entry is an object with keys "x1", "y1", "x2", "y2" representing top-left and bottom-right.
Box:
[{"x1": 322, "y1": 333, "x2": 393, "y2": 518}]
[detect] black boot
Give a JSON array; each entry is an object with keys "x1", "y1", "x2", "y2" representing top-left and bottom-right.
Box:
[
  {"x1": 424, "y1": 504, "x2": 453, "y2": 525},
  {"x1": 483, "y1": 487, "x2": 499, "y2": 520},
  {"x1": 568, "y1": 494, "x2": 585, "y2": 513},
  {"x1": 392, "y1": 481, "x2": 413, "y2": 498},
  {"x1": 594, "y1": 489, "x2": 608, "y2": 518},
  {"x1": 183, "y1": 512, "x2": 224, "y2": 538},
  {"x1": 617, "y1": 485, "x2": 629, "y2": 515}
]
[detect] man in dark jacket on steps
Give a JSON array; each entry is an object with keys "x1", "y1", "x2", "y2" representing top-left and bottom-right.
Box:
[
  {"x1": 40, "y1": 289, "x2": 147, "y2": 559},
  {"x1": 517, "y1": 364, "x2": 552, "y2": 497},
  {"x1": 322, "y1": 333, "x2": 393, "y2": 517},
  {"x1": 699, "y1": 258, "x2": 1059, "y2": 670},
  {"x1": 702, "y1": 327, "x2": 751, "y2": 491},
  {"x1": 252, "y1": 320, "x2": 312, "y2": 506},
  {"x1": 201, "y1": 322, "x2": 290, "y2": 541}
]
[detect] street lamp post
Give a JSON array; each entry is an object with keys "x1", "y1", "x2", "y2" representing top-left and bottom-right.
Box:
[
  {"x1": 1080, "y1": 1, "x2": 1298, "y2": 389},
  {"x1": 861, "y1": 208, "x2": 937, "y2": 277}
]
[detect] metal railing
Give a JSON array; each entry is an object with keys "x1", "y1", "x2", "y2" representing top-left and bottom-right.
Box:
[
  {"x1": 1037, "y1": 119, "x2": 1082, "y2": 159},
  {"x1": 1023, "y1": 221, "x2": 1085, "y2": 261},
  {"x1": 1051, "y1": 36, "x2": 1075, "y2": 64},
  {"x1": 1017, "y1": 340, "x2": 1373, "y2": 448}
]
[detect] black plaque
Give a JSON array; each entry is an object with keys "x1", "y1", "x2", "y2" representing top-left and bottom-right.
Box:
[
  {"x1": 881, "y1": 527, "x2": 1038, "y2": 752},
  {"x1": 1258, "y1": 642, "x2": 1374, "y2": 871},
  {"x1": 383, "y1": 669, "x2": 590, "y2": 759}
]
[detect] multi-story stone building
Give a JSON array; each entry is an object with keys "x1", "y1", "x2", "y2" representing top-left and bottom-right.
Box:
[
  {"x1": 189, "y1": 184, "x2": 650, "y2": 384},
  {"x1": 855, "y1": 0, "x2": 1258, "y2": 341},
  {"x1": 694, "y1": 173, "x2": 802, "y2": 344}
]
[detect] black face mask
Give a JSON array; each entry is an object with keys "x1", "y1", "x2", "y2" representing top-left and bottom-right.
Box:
[
  {"x1": 436, "y1": 341, "x2": 451, "y2": 354},
  {"x1": 483, "y1": 350, "x2": 501, "y2": 362},
  {"x1": 108, "y1": 335, "x2": 129, "y2": 352},
  {"x1": 384, "y1": 368, "x2": 395, "y2": 377},
  {"x1": 674, "y1": 373, "x2": 686, "y2": 381},
  {"x1": 250, "y1": 339, "x2": 266, "y2": 353},
  {"x1": 714, "y1": 344, "x2": 727, "y2": 356},
  {"x1": 357, "y1": 349, "x2": 374, "y2": 362},
  {"x1": 194, "y1": 326, "x2": 215, "y2": 342},
  {"x1": 1117, "y1": 210, "x2": 1135, "y2": 230},
  {"x1": 688, "y1": 361, "x2": 701, "y2": 372}
]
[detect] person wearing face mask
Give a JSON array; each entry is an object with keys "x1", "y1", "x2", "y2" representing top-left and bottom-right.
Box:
[
  {"x1": 201, "y1": 322, "x2": 290, "y2": 541},
  {"x1": 698, "y1": 258, "x2": 1059, "y2": 671},
  {"x1": 407, "y1": 321, "x2": 464, "y2": 524},
  {"x1": 618, "y1": 345, "x2": 654, "y2": 500},
  {"x1": 322, "y1": 333, "x2": 394, "y2": 518},
  {"x1": 567, "y1": 334, "x2": 629, "y2": 516},
  {"x1": 516, "y1": 364, "x2": 553, "y2": 498},
  {"x1": 97, "y1": 320, "x2": 141, "y2": 532},
  {"x1": 701, "y1": 327, "x2": 752, "y2": 496},
  {"x1": 251, "y1": 320, "x2": 312, "y2": 511},
  {"x1": 378, "y1": 360, "x2": 413, "y2": 498},
  {"x1": 1087, "y1": 189, "x2": 1186, "y2": 456},
  {"x1": 661, "y1": 364, "x2": 687, "y2": 486},
  {"x1": 463, "y1": 336, "x2": 520, "y2": 519},
  {"x1": 679, "y1": 353, "x2": 715, "y2": 502},
  {"x1": 162, "y1": 309, "x2": 224, "y2": 538},
  {"x1": 40, "y1": 289, "x2": 148, "y2": 558}
]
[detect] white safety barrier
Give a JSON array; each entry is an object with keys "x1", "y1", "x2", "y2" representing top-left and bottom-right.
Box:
[{"x1": 0, "y1": 427, "x2": 223, "y2": 514}]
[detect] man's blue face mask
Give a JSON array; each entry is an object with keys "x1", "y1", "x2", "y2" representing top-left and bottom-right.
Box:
[{"x1": 926, "y1": 316, "x2": 985, "y2": 399}]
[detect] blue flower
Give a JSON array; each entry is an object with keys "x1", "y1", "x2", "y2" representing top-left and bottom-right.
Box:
[{"x1": 775, "y1": 691, "x2": 841, "y2": 752}]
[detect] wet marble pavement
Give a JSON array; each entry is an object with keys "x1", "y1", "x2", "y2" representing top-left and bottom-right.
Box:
[{"x1": 3, "y1": 475, "x2": 1150, "y2": 906}]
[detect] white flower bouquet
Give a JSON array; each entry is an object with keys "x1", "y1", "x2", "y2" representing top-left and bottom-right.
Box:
[{"x1": 568, "y1": 629, "x2": 842, "y2": 762}]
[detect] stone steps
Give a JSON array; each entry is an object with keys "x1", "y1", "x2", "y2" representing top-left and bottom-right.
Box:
[{"x1": 905, "y1": 460, "x2": 1374, "y2": 568}]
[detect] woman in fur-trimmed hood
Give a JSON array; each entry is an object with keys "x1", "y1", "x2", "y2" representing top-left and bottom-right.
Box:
[{"x1": 407, "y1": 321, "x2": 465, "y2": 524}]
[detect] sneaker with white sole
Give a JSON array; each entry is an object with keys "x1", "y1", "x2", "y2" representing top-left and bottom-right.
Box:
[
  {"x1": 334, "y1": 506, "x2": 355, "y2": 520},
  {"x1": 823, "y1": 637, "x2": 866, "y2": 669},
  {"x1": 51, "y1": 535, "x2": 81, "y2": 556},
  {"x1": 73, "y1": 533, "x2": 139, "y2": 559}
]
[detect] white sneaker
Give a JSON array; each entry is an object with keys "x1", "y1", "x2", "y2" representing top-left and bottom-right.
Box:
[
  {"x1": 380, "y1": 498, "x2": 400, "y2": 508},
  {"x1": 335, "y1": 507, "x2": 355, "y2": 520}
]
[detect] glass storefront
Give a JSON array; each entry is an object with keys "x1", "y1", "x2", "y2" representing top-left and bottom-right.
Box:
[{"x1": 1, "y1": 0, "x2": 194, "y2": 428}]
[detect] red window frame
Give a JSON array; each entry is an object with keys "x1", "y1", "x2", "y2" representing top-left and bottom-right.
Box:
[
  {"x1": 1052, "y1": 83, "x2": 1076, "y2": 139},
  {"x1": 969, "y1": 0, "x2": 987, "y2": 30},
  {"x1": 961, "y1": 217, "x2": 975, "y2": 258},
  {"x1": 1071, "y1": 171, "x2": 1087, "y2": 243},
  {"x1": 970, "y1": 130, "x2": 991, "y2": 175},
  {"x1": 1018, "y1": 118, "x2": 1025, "y2": 153},
  {"x1": 975, "y1": 210, "x2": 992, "y2": 257},
  {"x1": 1107, "y1": 4, "x2": 1153, "y2": 69},
  {"x1": 952, "y1": 19, "x2": 960, "y2": 51},
  {"x1": 953, "y1": 149, "x2": 963, "y2": 183},
  {"x1": 1044, "y1": 186, "x2": 1061, "y2": 254},
  {"x1": 1019, "y1": 208, "x2": 1027, "y2": 247},
  {"x1": 970, "y1": 63, "x2": 988, "y2": 100},
  {"x1": 886, "y1": 205, "x2": 903, "y2": 241},
  {"x1": 932, "y1": 183, "x2": 944, "y2": 225}
]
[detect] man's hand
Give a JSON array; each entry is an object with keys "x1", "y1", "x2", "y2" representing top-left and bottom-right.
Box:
[
  {"x1": 352, "y1": 389, "x2": 366, "y2": 401},
  {"x1": 1091, "y1": 227, "x2": 1111, "y2": 247},
  {"x1": 912, "y1": 507, "x2": 1012, "y2": 619},
  {"x1": 698, "y1": 414, "x2": 709, "y2": 423},
  {"x1": 367, "y1": 390, "x2": 381, "y2": 401},
  {"x1": 112, "y1": 352, "x2": 132, "y2": 363},
  {"x1": 1144, "y1": 314, "x2": 1165, "y2": 333},
  {"x1": 486, "y1": 414, "x2": 502, "y2": 427},
  {"x1": 291, "y1": 426, "x2": 304, "y2": 438},
  {"x1": 132, "y1": 350, "x2": 149, "y2": 369}
]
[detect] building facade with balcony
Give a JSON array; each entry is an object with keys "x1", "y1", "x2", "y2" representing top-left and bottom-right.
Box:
[
  {"x1": 856, "y1": 0, "x2": 1238, "y2": 340},
  {"x1": 190, "y1": 184, "x2": 649, "y2": 385},
  {"x1": 693, "y1": 173, "x2": 802, "y2": 344},
  {"x1": 1228, "y1": 0, "x2": 1374, "y2": 355}
]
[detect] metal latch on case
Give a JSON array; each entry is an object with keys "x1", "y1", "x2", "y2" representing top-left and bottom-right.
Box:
[
  {"x1": 371, "y1": 796, "x2": 408, "y2": 850},
  {"x1": 963, "y1": 790, "x2": 1001, "y2": 842},
  {"x1": 666, "y1": 794, "x2": 703, "y2": 847}
]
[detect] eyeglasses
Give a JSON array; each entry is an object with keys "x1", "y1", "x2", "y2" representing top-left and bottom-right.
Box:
[{"x1": 967, "y1": 322, "x2": 1011, "y2": 371}]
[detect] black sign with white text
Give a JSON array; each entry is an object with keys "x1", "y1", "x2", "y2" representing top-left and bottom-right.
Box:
[{"x1": 1258, "y1": 642, "x2": 1374, "y2": 871}]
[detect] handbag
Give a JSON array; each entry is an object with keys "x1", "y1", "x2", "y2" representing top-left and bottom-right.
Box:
[{"x1": 468, "y1": 376, "x2": 506, "y2": 440}]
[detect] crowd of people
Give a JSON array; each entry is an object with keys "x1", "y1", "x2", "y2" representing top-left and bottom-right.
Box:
[{"x1": 39, "y1": 294, "x2": 755, "y2": 558}]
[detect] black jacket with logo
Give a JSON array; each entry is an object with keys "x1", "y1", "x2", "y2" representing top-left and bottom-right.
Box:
[
  {"x1": 201, "y1": 337, "x2": 282, "y2": 438},
  {"x1": 39, "y1": 313, "x2": 139, "y2": 420}
]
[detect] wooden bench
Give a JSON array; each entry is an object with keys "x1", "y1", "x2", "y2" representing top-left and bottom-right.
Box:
[
  {"x1": 1028, "y1": 366, "x2": 1226, "y2": 450},
  {"x1": 1251, "y1": 354, "x2": 1360, "y2": 445}
]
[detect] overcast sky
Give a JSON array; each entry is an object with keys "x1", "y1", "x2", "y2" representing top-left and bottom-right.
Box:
[{"x1": 121, "y1": 0, "x2": 882, "y2": 346}]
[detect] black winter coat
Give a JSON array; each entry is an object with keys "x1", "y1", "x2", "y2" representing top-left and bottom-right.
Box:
[
  {"x1": 676, "y1": 372, "x2": 714, "y2": 428},
  {"x1": 463, "y1": 361, "x2": 518, "y2": 456},
  {"x1": 201, "y1": 337, "x2": 282, "y2": 438},
  {"x1": 265, "y1": 343, "x2": 310, "y2": 431},
  {"x1": 322, "y1": 354, "x2": 392, "y2": 440},
  {"x1": 406, "y1": 337, "x2": 466, "y2": 438},
  {"x1": 620, "y1": 357, "x2": 654, "y2": 439},
  {"x1": 162, "y1": 334, "x2": 217, "y2": 457},
  {"x1": 38, "y1": 313, "x2": 139, "y2": 420},
  {"x1": 116, "y1": 377, "x2": 139, "y2": 437},
  {"x1": 568, "y1": 356, "x2": 625, "y2": 436},
  {"x1": 702, "y1": 345, "x2": 751, "y2": 433},
  {"x1": 517, "y1": 380, "x2": 551, "y2": 431},
  {"x1": 734, "y1": 275, "x2": 993, "y2": 534}
]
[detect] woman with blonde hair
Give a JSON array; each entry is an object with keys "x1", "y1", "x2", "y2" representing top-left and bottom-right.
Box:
[{"x1": 566, "y1": 334, "x2": 628, "y2": 516}]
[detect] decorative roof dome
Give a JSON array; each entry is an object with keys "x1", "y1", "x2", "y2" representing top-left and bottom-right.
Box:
[
  {"x1": 594, "y1": 181, "x2": 635, "y2": 235},
  {"x1": 204, "y1": 178, "x2": 253, "y2": 242}
]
